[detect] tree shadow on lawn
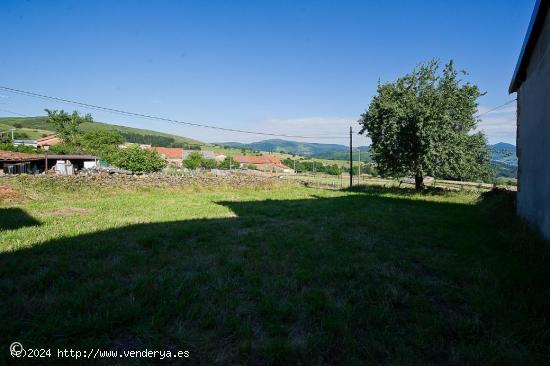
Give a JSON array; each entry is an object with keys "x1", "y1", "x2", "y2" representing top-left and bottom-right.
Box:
[
  {"x1": 0, "y1": 190, "x2": 548, "y2": 365},
  {"x1": 0, "y1": 207, "x2": 41, "y2": 231}
]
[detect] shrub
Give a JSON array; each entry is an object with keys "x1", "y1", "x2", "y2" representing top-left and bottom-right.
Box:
[
  {"x1": 183, "y1": 152, "x2": 203, "y2": 170},
  {"x1": 108, "y1": 145, "x2": 166, "y2": 172},
  {"x1": 201, "y1": 159, "x2": 217, "y2": 169}
]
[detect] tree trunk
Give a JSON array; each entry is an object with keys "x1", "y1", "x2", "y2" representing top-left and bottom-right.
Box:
[{"x1": 414, "y1": 173, "x2": 424, "y2": 191}]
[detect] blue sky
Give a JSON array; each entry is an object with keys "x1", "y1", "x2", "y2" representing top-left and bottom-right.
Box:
[{"x1": 0, "y1": 0, "x2": 535, "y2": 145}]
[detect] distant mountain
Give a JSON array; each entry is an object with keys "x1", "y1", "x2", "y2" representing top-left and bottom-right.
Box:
[
  {"x1": 0, "y1": 116, "x2": 204, "y2": 148},
  {"x1": 489, "y1": 142, "x2": 517, "y2": 166},
  {"x1": 217, "y1": 139, "x2": 370, "y2": 161}
]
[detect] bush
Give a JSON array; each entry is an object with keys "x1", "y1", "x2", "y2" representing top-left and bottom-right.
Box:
[
  {"x1": 218, "y1": 157, "x2": 235, "y2": 170},
  {"x1": 0, "y1": 143, "x2": 38, "y2": 154},
  {"x1": 183, "y1": 152, "x2": 218, "y2": 170},
  {"x1": 108, "y1": 146, "x2": 166, "y2": 172},
  {"x1": 201, "y1": 159, "x2": 217, "y2": 169},
  {"x1": 183, "y1": 152, "x2": 203, "y2": 170}
]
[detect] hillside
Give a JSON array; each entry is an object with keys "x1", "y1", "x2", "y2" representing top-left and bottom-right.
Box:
[
  {"x1": 218, "y1": 139, "x2": 370, "y2": 161},
  {"x1": 0, "y1": 116, "x2": 204, "y2": 148}
]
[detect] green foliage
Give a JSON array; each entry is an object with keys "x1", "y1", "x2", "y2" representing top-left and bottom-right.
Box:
[
  {"x1": 13, "y1": 131, "x2": 29, "y2": 139},
  {"x1": 48, "y1": 143, "x2": 87, "y2": 155},
  {"x1": 45, "y1": 109, "x2": 93, "y2": 146},
  {"x1": 218, "y1": 157, "x2": 235, "y2": 169},
  {"x1": 0, "y1": 143, "x2": 38, "y2": 154},
  {"x1": 81, "y1": 129, "x2": 123, "y2": 149},
  {"x1": 0, "y1": 133, "x2": 11, "y2": 144},
  {"x1": 183, "y1": 152, "x2": 217, "y2": 169},
  {"x1": 202, "y1": 159, "x2": 218, "y2": 169},
  {"x1": 359, "y1": 60, "x2": 492, "y2": 188},
  {"x1": 183, "y1": 152, "x2": 204, "y2": 170},
  {"x1": 108, "y1": 145, "x2": 166, "y2": 172}
]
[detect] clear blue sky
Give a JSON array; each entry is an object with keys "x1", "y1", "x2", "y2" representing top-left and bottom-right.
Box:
[{"x1": 0, "y1": 0, "x2": 535, "y2": 145}]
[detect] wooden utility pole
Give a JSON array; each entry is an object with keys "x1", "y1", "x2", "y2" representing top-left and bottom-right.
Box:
[
  {"x1": 349, "y1": 126, "x2": 353, "y2": 187},
  {"x1": 358, "y1": 148, "x2": 361, "y2": 185}
]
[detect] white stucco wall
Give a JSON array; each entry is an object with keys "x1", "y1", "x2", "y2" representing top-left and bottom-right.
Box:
[{"x1": 517, "y1": 8, "x2": 550, "y2": 240}]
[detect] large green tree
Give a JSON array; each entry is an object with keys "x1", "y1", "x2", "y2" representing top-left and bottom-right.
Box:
[
  {"x1": 359, "y1": 60, "x2": 492, "y2": 190},
  {"x1": 45, "y1": 109, "x2": 92, "y2": 146}
]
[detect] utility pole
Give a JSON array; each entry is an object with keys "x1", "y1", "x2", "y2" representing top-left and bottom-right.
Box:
[
  {"x1": 293, "y1": 159, "x2": 296, "y2": 173},
  {"x1": 349, "y1": 126, "x2": 353, "y2": 187},
  {"x1": 358, "y1": 148, "x2": 361, "y2": 185},
  {"x1": 9, "y1": 128, "x2": 15, "y2": 141},
  {"x1": 229, "y1": 156, "x2": 232, "y2": 170}
]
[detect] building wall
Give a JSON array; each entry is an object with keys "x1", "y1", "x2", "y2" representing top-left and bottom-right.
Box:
[{"x1": 517, "y1": 8, "x2": 550, "y2": 240}]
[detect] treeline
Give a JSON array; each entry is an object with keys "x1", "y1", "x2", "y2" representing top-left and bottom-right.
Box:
[{"x1": 120, "y1": 132, "x2": 201, "y2": 149}]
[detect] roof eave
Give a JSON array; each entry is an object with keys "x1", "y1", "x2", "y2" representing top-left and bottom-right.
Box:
[{"x1": 509, "y1": 0, "x2": 546, "y2": 93}]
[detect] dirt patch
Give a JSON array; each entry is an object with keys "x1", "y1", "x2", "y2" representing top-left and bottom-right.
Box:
[
  {"x1": 0, "y1": 186, "x2": 21, "y2": 201},
  {"x1": 44, "y1": 207, "x2": 91, "y2": 217}
]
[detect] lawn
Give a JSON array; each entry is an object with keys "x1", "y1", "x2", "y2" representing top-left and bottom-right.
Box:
[{"x1": 0, "y1": 176, "x2": 549, "y2": 364}]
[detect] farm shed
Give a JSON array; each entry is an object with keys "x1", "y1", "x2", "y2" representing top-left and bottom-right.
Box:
[
  {"x1": 0, "y1": 151, "x2": 45, "y2": 174},
  {"x1": 46, "y1": 155, "x2": 98, "y2": 172},
  {"x1": 509, "y1": 0, "x2": 550, "y2": 240}
]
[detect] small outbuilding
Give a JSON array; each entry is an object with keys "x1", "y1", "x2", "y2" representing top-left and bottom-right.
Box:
[
  {"x1": 509, "y1": 0, "x2": 550, "y2": 240},
  {"x1": 0, "y1": 151, "x2": 45, "y2": 174}
]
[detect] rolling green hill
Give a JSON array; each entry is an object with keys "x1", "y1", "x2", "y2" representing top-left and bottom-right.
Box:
[
  {"x1": 0, "y1": 116, "x2": 205, "y2": 148},
  {"x1": 218, "y1": 139, "x2": 371, "y2": 161}
]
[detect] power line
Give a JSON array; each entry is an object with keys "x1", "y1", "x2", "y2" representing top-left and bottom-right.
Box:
[
  {"x1": 0, "y1": 108, "x2": 29, "y2": 117},
  {"x1": 0, "y1": 85, "x2": 347, "y2": 139},
  {"x1": 475, "y1": 99, "x2": 516, "y2": 118}
]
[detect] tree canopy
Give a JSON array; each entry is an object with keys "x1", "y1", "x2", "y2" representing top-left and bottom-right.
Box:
[
  {"x1": 108, "y1": 145, "x2": 166, "y2": 173},
  {"x1": 45, "y1": 109, "x2": 93, "y2": 146},
  {"x1": 358, "y1": 60, "x2": 492, "y2": 189}
]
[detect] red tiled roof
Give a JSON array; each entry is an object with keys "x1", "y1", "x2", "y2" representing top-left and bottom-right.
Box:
[
  {"x1": 233, "y1": 155, "x2": 283, "y2": 165},
  {"x1": 150, "y1": 147, "x2": 183, "y2": 159},
  {"x1": 36, "y1": 135, "x2": 61, "y2": 146},
  {"x1": 0, "y1": 150, "x2": 44, "y2": 161}
]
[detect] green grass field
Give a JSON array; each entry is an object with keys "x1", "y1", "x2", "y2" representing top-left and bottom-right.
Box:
[{"x1": 0, "y1": 177, "x2": 548, "y2": 364}]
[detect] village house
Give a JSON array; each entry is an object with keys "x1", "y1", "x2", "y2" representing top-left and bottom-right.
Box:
[
  {"x1": 233, "y1": 155, "x2": 293, "y2": 173},
  {"x1": 37, "y1": 134, "x2": 61, "y2": 149},
  {"x1": 509, "y1": 0, "x2": 550, "y2": 240},
  {"x1": 150, "y1": 147, "x2": 184, "y2": 164}
]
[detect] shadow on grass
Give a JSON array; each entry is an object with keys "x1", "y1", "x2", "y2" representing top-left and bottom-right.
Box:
[
  {"x1": 0, "y1": 189, "x2": 548, "y2": 364},
  {"x1": 0, "y1": 207, "x2": 41, "y2": 231}
]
